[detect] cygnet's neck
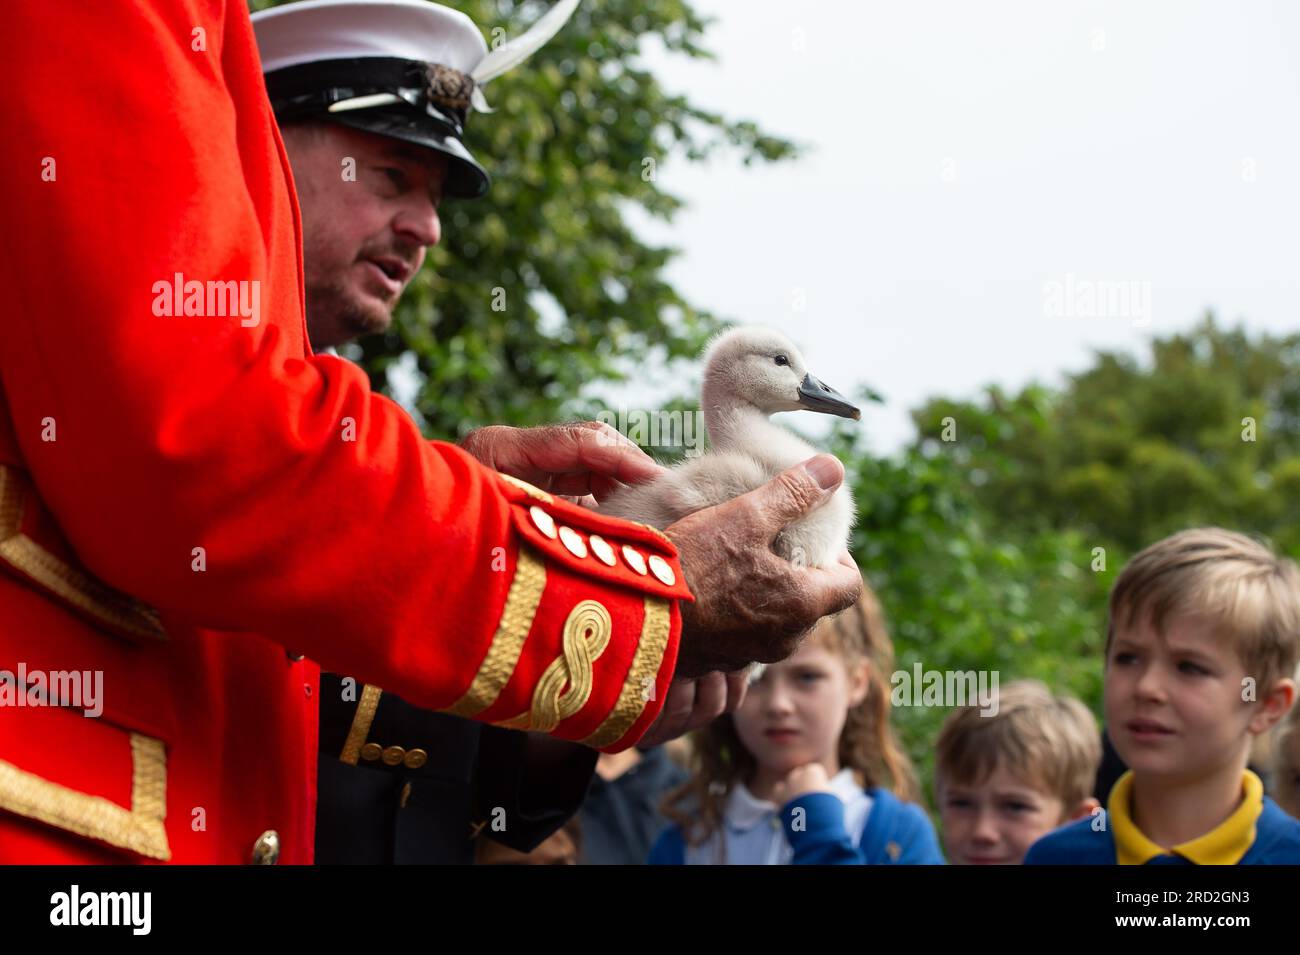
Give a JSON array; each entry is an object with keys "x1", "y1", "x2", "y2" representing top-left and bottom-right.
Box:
[{"x1": 701, "y1": 385, "x2": 788, "y2": 455}]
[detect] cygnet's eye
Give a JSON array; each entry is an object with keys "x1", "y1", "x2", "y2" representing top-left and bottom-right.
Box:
[{"x1": 774, "y1": 354, "x2": 789, "y2": 367}]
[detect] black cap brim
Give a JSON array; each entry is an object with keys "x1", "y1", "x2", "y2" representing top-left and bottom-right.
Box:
[
  {"x1": 327, "y1": 106, "x2": 489, "y2": 200},
  {"x1": 262, "y1": 58, "x2": 490, "y2": 201}
]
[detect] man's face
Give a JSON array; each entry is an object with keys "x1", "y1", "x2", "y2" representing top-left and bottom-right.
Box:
[
  {"x1": 282, "y1": 122, "x2": 449, "y2": 349},
  {"x1": 1104, "y1": 610, "x2": 1259, "y2": 785}
]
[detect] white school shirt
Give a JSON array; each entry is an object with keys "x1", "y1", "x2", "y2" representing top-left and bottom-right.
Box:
[{"x1": 683, "y1": 768, "x2": 874, "y2": 865}]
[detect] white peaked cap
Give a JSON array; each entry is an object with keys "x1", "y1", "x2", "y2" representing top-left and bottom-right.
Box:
[
  {"x1": 252, "y1": 0, "x2": 580, "y2": 198},
  {"x1": 254, "y1": 0, "x2": 488, "y2": 76}
]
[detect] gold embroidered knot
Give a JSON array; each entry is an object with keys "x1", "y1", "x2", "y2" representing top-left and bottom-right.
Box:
[{"x1": 500, "y1": 600, "x2": 612, "y2": 732}]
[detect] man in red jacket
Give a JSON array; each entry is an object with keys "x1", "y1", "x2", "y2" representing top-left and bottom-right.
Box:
[{"x1": 0, "y1": 0, "x2": 860, "y2": 864}]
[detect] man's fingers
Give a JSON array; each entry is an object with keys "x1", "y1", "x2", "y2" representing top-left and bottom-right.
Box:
[
  {"x1": 638, "y1": 678, "x2": 699, "y2": 748},
  {"x1": 797, "y1": 553, "x2": 864, "y2": 619},
  {"x1": 495, "y1": 423, "x2": 663, "y2": 495},
  {"x1": 723, "y1": 670, "x2": 749, "y2": 713},
  {"x1": 588, "y1": 472, "x2": 630, "y2": 504},
  {"x1": 569, "y1": 421, "x2": 667, "y2": 486},
  {"x1": 544, "y1": 472, "x2": 599, "y2": 496},
  {"x1": 559, "y1": 493, "x2": 600, "y2": 509},
  {"x1": 660, "y1": 678, "x2": 697, "y2": 726},
  {"x1": 640, "y1": 670, "x2": 739, "y2": 747},
  {"x1": 458, "y1": 425, "x2": 512, "y2": 469},
  {"x1": 690, "y1": 672, "x2": 728, "y2": 728},
  {"x1": 525, "y1": 423, "x2": 665, "y2": 490},
  {"x1": 737, "y1": 454, "x2": 844, "y2": 540}
]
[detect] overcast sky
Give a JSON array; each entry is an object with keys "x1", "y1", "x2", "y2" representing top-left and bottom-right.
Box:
[{"x1": 616, "y1": 0, "x2": 1300, "y2": 454}]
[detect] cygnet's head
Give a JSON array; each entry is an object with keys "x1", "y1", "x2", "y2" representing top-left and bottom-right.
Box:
[{"x1": 702, "y1": 326, "x2": 860, "y2": 420}]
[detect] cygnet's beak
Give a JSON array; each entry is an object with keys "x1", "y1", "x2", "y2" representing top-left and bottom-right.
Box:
[{"x1": 797, "y1": 374, "x2": 861, "y2": 420}]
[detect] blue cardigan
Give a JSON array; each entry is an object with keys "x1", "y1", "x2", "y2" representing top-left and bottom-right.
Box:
[
  {"x1": 1025, "y1": 796, "x2": 1300, "y2": 865},
  {"x1": 648, "y1": 787, "x2": 945, "y2": 865}
]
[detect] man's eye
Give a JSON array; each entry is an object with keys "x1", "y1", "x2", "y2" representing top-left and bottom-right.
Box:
[
  {"x1": 1114, "y1": 652, "x2": 1136, "y2": 665},
  {"x1": 378, "y1": 167, "x2": 406, "y2": 189}
]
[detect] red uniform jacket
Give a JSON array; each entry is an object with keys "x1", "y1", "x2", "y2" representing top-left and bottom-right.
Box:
[{"x1": 0, "y1": 0, "x2": 689, "y2": 864}]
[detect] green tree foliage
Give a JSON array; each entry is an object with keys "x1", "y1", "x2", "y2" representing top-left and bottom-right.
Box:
[{"x1": 911, "y1": 317, "x2": 1300, "y2": 557}]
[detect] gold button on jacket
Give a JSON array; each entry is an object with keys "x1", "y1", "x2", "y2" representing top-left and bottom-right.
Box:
[{"x1": 251, "y1": 829, "x2": 281, "y2": 865}]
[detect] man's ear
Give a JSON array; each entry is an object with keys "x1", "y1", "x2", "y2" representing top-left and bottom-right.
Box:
[
  {"x1": 1249, "y1": 677, "x2": 1297, "y2": 736},
  {"x1": 1067, "y1": 796, "x2": 1100, "y2": 823}
]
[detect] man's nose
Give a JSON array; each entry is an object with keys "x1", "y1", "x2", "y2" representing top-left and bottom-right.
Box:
[{"x1": 393, "y1": 194, "x2": 441, "y2": 248}]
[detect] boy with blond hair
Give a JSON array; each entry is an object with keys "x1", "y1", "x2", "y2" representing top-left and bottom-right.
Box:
[
  {"x1": 937, "y1": 680, "x2": 1101, "y2": 864},
  {"x1": 1027, "y1": 528, "x2": 1300, "y2": 864}
]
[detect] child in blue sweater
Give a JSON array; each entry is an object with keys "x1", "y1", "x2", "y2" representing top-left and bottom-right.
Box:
[
  {"x1": 649, "y1": 587, "x2": 943, "y2": 865},
  {"x1": 1027, "y1": 528, "x2": 1300, "y2": 865}
]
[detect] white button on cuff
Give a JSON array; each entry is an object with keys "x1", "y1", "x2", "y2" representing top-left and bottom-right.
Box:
[
  {"x1": 559, "y1": 525, "x2": 588, "y2": 559},
  {"x1": 589, "y1": 535, "x2": 616, "y2": 566},
  {"x1": 622, "y1": 545, "x2": 647, "y2": 575},
  {"x1": 529, "y1": 505, "x2": 557, "y2": 539},
  {"x1": 647, "y1": 554, "x2": 676, "y2": 587}
]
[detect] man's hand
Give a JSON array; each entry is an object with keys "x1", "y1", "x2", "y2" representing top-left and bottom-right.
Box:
[
  {"x1": 459, "y1": 422, "x2": 664, "y2": 503},
  {"x1": 635, "y1": 669, "x2": 749, "y2": 749},
  {"x1": 666, "y1": 454, "x2": 863, "y2": 678}
]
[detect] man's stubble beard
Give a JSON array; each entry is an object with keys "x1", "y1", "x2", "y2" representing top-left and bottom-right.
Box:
[{"x1": 305, "y1": 273, "x2": 393, "y2": 350}]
